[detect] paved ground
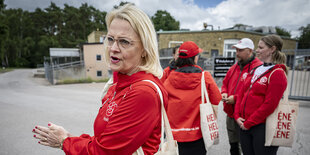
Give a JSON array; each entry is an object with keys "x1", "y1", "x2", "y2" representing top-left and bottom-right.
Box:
[{"x1": 0, "y1": 69, "x2": 309, "y2": 155}]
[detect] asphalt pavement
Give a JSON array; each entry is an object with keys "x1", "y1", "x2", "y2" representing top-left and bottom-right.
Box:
[{"x1": 0, "y1": 69, "x2": 309, "y2": 155}]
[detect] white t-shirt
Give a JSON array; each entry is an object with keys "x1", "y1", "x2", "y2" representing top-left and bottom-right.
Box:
[{"x1": 251, "y1": 65, "x2": 274, "y2": 83}]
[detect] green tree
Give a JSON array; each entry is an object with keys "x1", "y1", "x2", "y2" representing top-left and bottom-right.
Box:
[
  {"x1": 151, "y1": 10, "x2": 179, "y2": 31},
  {"x1": 0, "y1": 0, "x2": 7, "y2": 66},
  {"x1": 275, "y1": 26, "x2": 291, "y2": 38},
  {"x1": 298, "y1": 24, "x2": 310, "y2": 49},
  {"x1": 113, "y1": 1, "x2": 132, "y2": 9},
  {"x1": 0, "y1": 2, "x2": 108, "y2": 68}
]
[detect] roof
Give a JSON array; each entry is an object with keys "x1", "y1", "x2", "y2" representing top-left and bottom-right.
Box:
[{"x1": 157, "y1": 29, "x2": 297, "y2": 41}]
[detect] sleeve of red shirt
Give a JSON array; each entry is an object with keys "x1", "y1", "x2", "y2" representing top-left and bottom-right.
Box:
[
  {"x1": 243, "y1": 70, "x2": 287, "y2": 129},
  {"x1": 234, "y1": 78, "x2": 247, "y2": 120},
  {"x1": 205, "y1": 71, "x2": 222, "y2": 105},
  {"x1": 62, "y1": 84, "x2": 161, "y2": 155}
]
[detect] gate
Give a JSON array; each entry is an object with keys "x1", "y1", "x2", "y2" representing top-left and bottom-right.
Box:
[{"x1": 284, "y1": 48, "x2": 310, "y2": 101}]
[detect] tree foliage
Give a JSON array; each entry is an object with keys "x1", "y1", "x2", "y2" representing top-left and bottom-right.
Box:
[
  {"x1": 275, "y1": 26, "x2": 291, "y2": 38},
  {"x1": 0, "y1": 0, "x2": 181, "y2": 68},
  {"x1": 0, "y1": 1, "x2": 107, "y2": 67},
  {"x1": 151, "y1": 10, "x2": 179, "y2": 31},
  {"x1": 298, "y1": 24, "x2": 310, "y2": 49}
]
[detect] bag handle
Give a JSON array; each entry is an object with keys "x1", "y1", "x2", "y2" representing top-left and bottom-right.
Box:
[
  {"x1": 143, "y1": 80, "x2": 175, "y2": 150},
  {"x1": 201, "y1": 71, "x2": 211, "y2": 104},
  {"x1": 268, "y1": 68, "x2": 289, "y2": 103}
]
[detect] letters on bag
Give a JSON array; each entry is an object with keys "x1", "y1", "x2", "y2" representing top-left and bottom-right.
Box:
[
  {"x1": 200, "y1": 71, "x2": 219, "y2": 150},
  {"x1": 265, "y1": 68, "x2": 299, "y2": 147}
]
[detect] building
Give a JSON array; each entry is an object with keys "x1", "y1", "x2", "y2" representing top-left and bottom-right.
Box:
[
  {"x1": 87, "y1": 30, "x2": 106, "y2": 43},
  {"x1": 157, "y1": 28, "x2": 297, "y2": 60},
  {"x1": 44, "y1": 48, "x2": 85, "y2": 84},
  {"x1": 82, "y1": 42, "x2": 110, "y2": 80},
  {"x1": 80, "y1": 30, "x2": 111, "y2": 80}
]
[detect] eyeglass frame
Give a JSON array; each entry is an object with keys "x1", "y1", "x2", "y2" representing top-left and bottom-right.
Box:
[{"x1": 106, "y1": 36, "x2": 141, "y2": 49}]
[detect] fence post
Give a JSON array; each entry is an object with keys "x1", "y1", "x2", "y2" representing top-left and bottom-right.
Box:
[{"x1": 289, "y1": 42, "x2": 298, "y2": 97}]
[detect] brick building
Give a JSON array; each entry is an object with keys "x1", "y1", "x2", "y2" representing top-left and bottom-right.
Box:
[{"x1": 157, "y1": 29, "x2": 297, "y2": 59}]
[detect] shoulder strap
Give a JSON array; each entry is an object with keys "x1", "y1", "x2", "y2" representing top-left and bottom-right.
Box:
[
  {"x1": 201, "y1": 71, "x2": 211, "y2": 104},
  {"x1": 101, "y1": 77, "x2": 114, "y2": 100},
  {"x1": 267, "y1": 68, "x2": 288, "y2": 103},
  {"x1": 267, "y1": 68, "x2": 284, "y2": 84},
  {"x1": 142, "y1": 80, "x2": 175, "y2": 150}
]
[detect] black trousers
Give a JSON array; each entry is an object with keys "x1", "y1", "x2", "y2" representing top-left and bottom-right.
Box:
[
  {"x1": 240, "y1": 123, "x2": 279, "y2": 155},
  {"x1": 177, "y1": 138, "x2": 206, "y2": 155}
]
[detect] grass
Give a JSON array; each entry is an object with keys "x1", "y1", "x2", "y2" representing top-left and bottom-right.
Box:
[
  {"x1": 0, "y1": 67, "x2": 14, "y2": 73},
  {"x1": 57, "y1": 77, "x2": 109, "y2": 85}
]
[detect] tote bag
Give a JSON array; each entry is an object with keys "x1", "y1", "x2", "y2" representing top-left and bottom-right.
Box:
[
  {"x1": 133, "y1": 80, "x2": 179, "y2": 155},
  {"x1": 265, "y1": 69, "x2": 299, "y2": 147},
  {"x1": 200, "y1": 71, "x2": 219, "y2": 151}
]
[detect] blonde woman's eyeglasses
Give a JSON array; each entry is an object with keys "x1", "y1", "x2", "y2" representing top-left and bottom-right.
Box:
[{"x1": 107, "y1": 36, "x2": 140, "y2": 49}]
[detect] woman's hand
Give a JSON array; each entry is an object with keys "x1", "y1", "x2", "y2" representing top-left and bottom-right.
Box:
[
  {"x1": 236, "y1": 117, "x2": 248, "y2": 130},
  {"x1": 221, "y1": 93, "x2": 228, "y2": 101},
  {"x1": 32, "y1": 122, "x2": 72, "y2": 149},
  {"x1": 226, "y1": 95, "x2": 235, "y2": 104}
]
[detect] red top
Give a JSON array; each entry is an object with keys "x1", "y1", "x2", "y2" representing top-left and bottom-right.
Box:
[
  {"x1": 163, "y1": 65, "x2": 222, "y2": 142},
  {"x1": 221, "y1": 58, "x2": 262, "y2": 118},
  {"x1": 62, "y1": 71, "x2": 168, "y2": 155},
  {"x1": 234, "y1": 64, "x2": 287, "y2": 129},
  {"x1": 161, "y1": 66, "x2": 172, "y2": 83}
]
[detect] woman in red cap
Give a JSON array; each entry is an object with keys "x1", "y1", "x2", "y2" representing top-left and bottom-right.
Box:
[{"x1": 163, "y1": 41, "x2": 222, "y2": 155}]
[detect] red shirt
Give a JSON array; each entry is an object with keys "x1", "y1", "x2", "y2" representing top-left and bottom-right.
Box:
[
  {"x1": 62, "y1": 71, "x2": 168, "y2": 155},
  {"x1": 163, "y1": 65, "x2": 222, "y2": 142},
  {"x1": 234, "y1": 64, "x2": 287, "y2": 129},
  {"x1": 161, "y1": 66, "x2": 174, "y2": 83},
  {"x1": 221, "y1": 58, "x2": 262, "y2": 118}
]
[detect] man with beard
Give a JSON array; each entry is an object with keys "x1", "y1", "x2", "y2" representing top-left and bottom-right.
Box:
[{"x1": 221, "y1": 38, "x2": 262, "y2": 155}]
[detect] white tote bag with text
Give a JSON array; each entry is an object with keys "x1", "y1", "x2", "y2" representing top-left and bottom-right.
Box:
[{"x1": 200, "y1": 71, "x2": 219, "y2": 151}]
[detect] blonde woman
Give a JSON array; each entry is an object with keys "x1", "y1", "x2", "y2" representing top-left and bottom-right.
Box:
[
  {"x1": 33, "y1": 4, "x2": 167, "y2": 154},
  {"x1": 234, "y1": 34, "x2": 287, "y2": 155}
]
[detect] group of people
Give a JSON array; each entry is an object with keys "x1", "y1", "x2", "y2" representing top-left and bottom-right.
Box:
[
  {"x1": 222, "y1": 36, "x2": 287, "y2": 155},
  {"x1": 32, "y1": 3, "x2": 288, "y2": 155}
]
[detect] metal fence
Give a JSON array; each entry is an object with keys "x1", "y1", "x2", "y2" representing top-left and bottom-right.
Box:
[
  {"x1": 44, "y1": 56, "x2": 84, "y2": 85},
  {"x1": 284, "y1": 49, "x2": 310, "y2": 101}
]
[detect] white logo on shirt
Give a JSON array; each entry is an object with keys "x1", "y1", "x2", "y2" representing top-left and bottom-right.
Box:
[
  {"x1": 106, "y1": 101, "x2": 118, "y2": 117},
  {"x1": 242, "y1": 73, "x2": 248, "y2": 81},
  {"x1": 258, "y1": 76, "x2": 267, "y2": 85}
]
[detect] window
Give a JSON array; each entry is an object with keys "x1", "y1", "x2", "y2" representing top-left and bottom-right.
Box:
[
  {"x1": 223, "y1": 39, "x2": 238, "y2": 57},
  {"x1": 96, "y1": 54, "x2": 101, "y2": 61},
  {"x1": 97, "y1": 71, "x2": 102, "y2": 77}
]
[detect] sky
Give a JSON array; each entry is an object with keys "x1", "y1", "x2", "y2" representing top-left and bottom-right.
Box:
[{"x1": 5, "y1": 0, "x2": 310, "y2": 38}]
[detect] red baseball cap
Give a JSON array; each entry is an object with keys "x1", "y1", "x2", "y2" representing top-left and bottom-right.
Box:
[{"x1": 178, "y1": 41, "x2": 203, "y2": 58}]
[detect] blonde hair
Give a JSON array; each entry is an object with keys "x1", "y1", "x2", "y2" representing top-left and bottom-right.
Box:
[
  {"x1": 103, "y1": 4, "x2": 163, "y2": 78},
  {"x1": 260, "y1": 34, "x2": 288, "y2": 74}
]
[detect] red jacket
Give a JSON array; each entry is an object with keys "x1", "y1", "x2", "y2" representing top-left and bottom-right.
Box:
[
  {"x1": 161, "y1": 66, "x2": 173, "y2": 83},
  {"x1": 62, "y1": 71, "x2": 168, "y2": 155},
  {"x1": 163, "y1": 65, "x2": 221, "y2": 142},
  {"x1": 221, "y1": 57, "x2": 262, "y2": 118},
  {"x1": 234, "y1": 64, "x2": 287, "y2": 129},
  {"x1": 161, "y1": 61, "x2": 177, "y2": 83}
]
